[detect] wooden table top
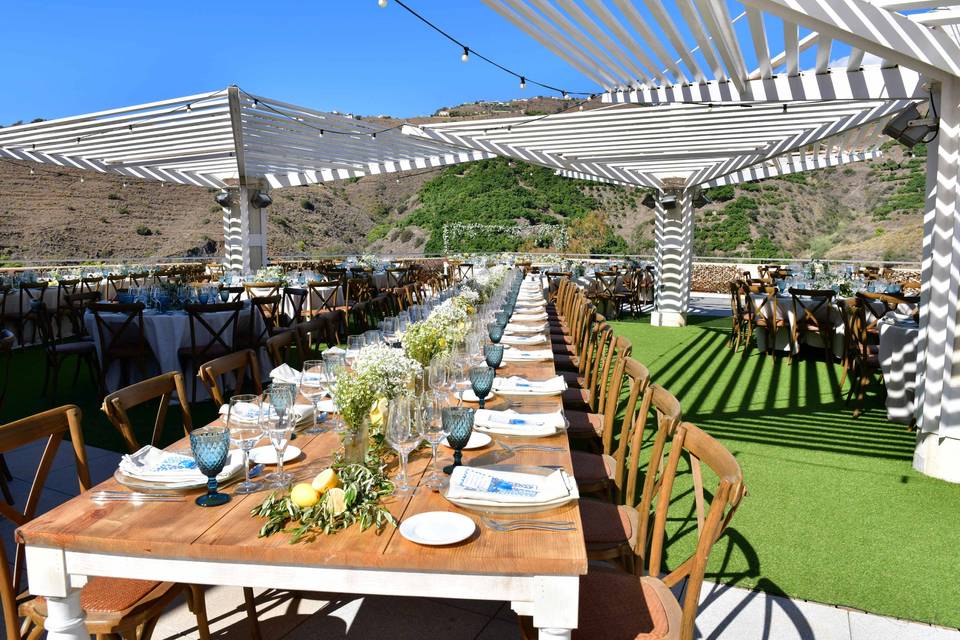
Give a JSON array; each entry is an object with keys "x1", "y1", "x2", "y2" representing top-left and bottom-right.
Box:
[{"x1": 18, "y1": 326, "x2": 587, "y2": 578}]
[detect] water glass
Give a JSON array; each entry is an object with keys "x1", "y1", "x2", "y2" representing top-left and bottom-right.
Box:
[
  {"x1": 397, "y1": 311, "x2": 411, "y2": 333},
  {"x1": 419, "y1": 394, "x2": 448, "y2": 489},
  {"x1": 386, "y1": 398, "x2": 421, "y2": 495},
  {"x1": 488, "y1": 322, "x2": 504, "y2": 344},
  {"x1": 428, "y1": 357, "x2": 449, "y2": 395},
  {"x1": 469, "y1": 365, "x2": 495, "y2": 409},
  {"x1": 441, "y1": 407, "x2": 474, "y2": 474},
  {"x1": 364, "y1": 329, "x2": 382, "y2": 347},
  {"x1": 346, "y1": 334, "x2": 365, "y2": 365},
  {"x1": 381, "y1": 317, "x2": 398, "y2": 346},
  {"x1": 190, "y1": 426, "x2": 232, "y2": 507},
  {"x1": 227, "y1": 394, "x2": 263, "y2": 495},
  {"x1": 299, "y1": 360, "x2": 327, "y2": 434},
  {"x1": 484, "y1": 343, "x2": 504, "y2": 370},
  {"x1": 263, "y1": 385, "x2": 295, "y2": 487}
]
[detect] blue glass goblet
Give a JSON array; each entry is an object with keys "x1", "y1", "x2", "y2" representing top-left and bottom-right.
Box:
[
  {"x1": 488, "y1": 322, "x2": 504, "y2": 344},
  {"x1": 484, "y1": 343, "x2": 504, "y2": 370},
  {"x1": 469, "y1": 365, "x2": 495, "y2": 409},
  {"x1": 442, "y1": 407, "x2": 475, "y2": 474},
  {"x1": 190, "y1": 426, "x2": 232, "y2": 507}
]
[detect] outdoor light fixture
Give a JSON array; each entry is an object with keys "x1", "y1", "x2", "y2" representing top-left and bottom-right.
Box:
[
  {"x1": 693, "y1": 190, "x2": 712, "y2": 207},
  {"x1": 461, "y1": 47, "x2": 470, "y2": 63},
  {"x1": 214, "y1": 190, "x2": 232, "y2": 208},
  {"x1": 641, "y1": 192, "x2": 656, "y2": 209},
  {"x1": 883, "y1": 103, "x2": 938, "y2": 147},
  {"x1": 378, "y1": 0, "x2": 388, "y2": 6},
  {"x1": 659, "y1": 194, "x2": 678, "y2": 209},
  {"x1": 250, "y1": 190, "x2": 273, "y2": 208}
]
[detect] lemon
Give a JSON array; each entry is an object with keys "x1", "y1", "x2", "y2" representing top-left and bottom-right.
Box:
[
  {"x1": 325, "y1": 487, "x2": 348, "y2": 516},
  {"x1": 290, "y1": 483, "x2": 320, "y2": 508},
  {"x1": 369, "y1": 397, "x2": 389, "y2": 428},
  {"x1": 311, "y1": 468, "x2": 340, "y2": 494}
]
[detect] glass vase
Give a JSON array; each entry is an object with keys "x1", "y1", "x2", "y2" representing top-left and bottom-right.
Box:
[{"x1": 342, "y1": 416, "x2": 370, "y2": 465}]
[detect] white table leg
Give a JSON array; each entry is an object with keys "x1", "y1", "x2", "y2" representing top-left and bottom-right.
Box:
[
  {"x1": 24, "y1": 546, "x2": 87, "y2": 640},
  {"x1": 512, "y1": 575, "x2": 578, "y2": 640},
  {"x1": 538, "y1": 628, "x2": 573, "y2": 639}
]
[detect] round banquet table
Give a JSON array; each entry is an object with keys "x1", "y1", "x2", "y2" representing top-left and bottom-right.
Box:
[
  {"x1": 84, "y1": 304, "x2": 263, "y2": 401},
  {"x1": 878, "y1": 316, "x2": 920, "y2": 424},
  {"x1": 753, "y1": 293, "x2": 845, "y2": 357}
]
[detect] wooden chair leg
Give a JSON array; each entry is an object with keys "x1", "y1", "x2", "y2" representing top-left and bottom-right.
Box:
[
  {"x1": 186, "y1": 584, "x2": 211, "y2": 640},
  {"x1": 243, "y1": 587, "x2": 263, "y2": 640}
]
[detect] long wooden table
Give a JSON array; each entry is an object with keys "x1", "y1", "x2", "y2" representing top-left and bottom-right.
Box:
[{"x1": 17, "y1": 291, "x2": 586, "y2": 639}]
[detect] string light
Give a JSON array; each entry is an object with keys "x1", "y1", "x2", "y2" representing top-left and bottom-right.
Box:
[
  {"x1": 461, "y1": 46, "x2": 469, "y2": 63},
  {"x1": 186, "y1": 104, "x2": 193, "y2": 112},
  {"x1": 378, "y1": 0, "x2": 388, "y2": 6},
  {"x1": 370, "y1": 132, "x2": 377, "y2": 140},
  {"x1": 318, "y1": 129, "x2": 324, "y2": 137},
  {"x1": 520, "y1": 77, "x2": 526, "y2": 90},
  {"x1": 29, "y1": 168, "x2": 34, "y2": 175}
]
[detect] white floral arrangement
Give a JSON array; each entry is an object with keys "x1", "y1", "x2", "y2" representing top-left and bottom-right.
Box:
[
  {"x1": 358, "y1": 254, "x2": 383, "y2": 271},
  {"x1": 254, "y1": 265, "x2": 286, "y2": 283},
  {"x1": 352, "y1": 344, "x2": 422, "y2": 401},
  {"x1": 403, "y1": 297, "x2": 469, "y2": 365}
]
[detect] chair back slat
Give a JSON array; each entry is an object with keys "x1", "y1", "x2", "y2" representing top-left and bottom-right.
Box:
[
  {"x1": 282, "y1": 287, "x2": 308, "y2": 327},
  {"x1": 101, "y1": 372, "x2": 192, "y2": 453},
  {"x1": 184, "y1": 302, "x2": 242, "y2": 363},
  {"x1": 198, "y1": 350, "x2": 262, "y2": 406}
]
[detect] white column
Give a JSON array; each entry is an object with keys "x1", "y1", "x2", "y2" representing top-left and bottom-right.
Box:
[
  {"x1": 221, "y1": 184, "x2": 268, "y2": 275},
  {"x1": 650, "y1": 190, "x2": 694, "y2": 327},
  {"x1": 914, "y1": 78, "x2": 960, "y2": 483}
]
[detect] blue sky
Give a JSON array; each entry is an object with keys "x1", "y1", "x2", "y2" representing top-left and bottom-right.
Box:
[{"x1": 1, "y1": 1, "x2": 596, "y2": 124}]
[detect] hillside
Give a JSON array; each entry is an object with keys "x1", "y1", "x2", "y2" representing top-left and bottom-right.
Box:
[{"x1": 0, "y1": 97, "x2": 928, "y2": 264}]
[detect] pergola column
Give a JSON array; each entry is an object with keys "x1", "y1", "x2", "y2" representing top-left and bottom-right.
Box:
[
  {"x1": 914, "y1": 79, "x2": 960, "y2": 483},
  {"x1": 650, "y1": 189, "x2": 694, "y2": 327},
  {"x1": 221, "y1": 183, "x2": 268, "y2": 274}
]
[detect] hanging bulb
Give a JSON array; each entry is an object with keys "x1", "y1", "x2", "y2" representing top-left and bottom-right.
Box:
[
  {"x1": 80, "y1": 176, "x2": 84, "y2": 183},
  {"x1": 186, "y1": 103, "x2": 193, "y2": 112},
  {"x1": 578, "y1": 104, "x2": 584, "y2": 111},
  {"x1": 563, "y1": 91, "x2": 570, "y2": 99},
  {"x1": 378, "y1": 0, "x2": 388, "y2": 6},
  {"x1": 29, "y1": 168, "x2": 35, "y2": 175},
  {"x1": 370, "y1": 132, "x2": 377, "y2": 140},
  {"x1": 396, "y1": 177, "x2": 400, "y2": 184},
  {"x1": 520, "y1": 76, "x2": 526, "y2": 90},
  {"x1": 122, "y1": 181, "x2": 128, "y2": 188},
  {"x1": 319, "y1": 129, "x2": 324, "y2": 137},
  {"x1": 461, "y1": 46, "x2": 469, "y2": 63}
]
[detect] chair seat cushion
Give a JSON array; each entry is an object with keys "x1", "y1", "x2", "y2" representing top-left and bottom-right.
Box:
[
  {"x1": 566, "y1": 410, "x2": 603, "y2": 438},
  {"x1": 580, "y1": 499, "x2": 639, "y2": 550},
  {"x1": 562, "y1": 371, "x2": 584, "y2": 388},
  {"x1": 554, "y1": 354, "x2": 579, "y2": 372},
  {"x1": 54, "y1": 341, "x2": 97, "y2": 355},
  {"x1": 563, "y1": 387, "x2": 591, "y2": 413},
  {"x1": 29, "y1": 577, "x2": 164, "y2": 615},
  {"x1": 572, "y1": 567, "x2": 680, "y2": 640},
  {"x1": 571, "y1": 451, "x2": 615, "y2": 486}
]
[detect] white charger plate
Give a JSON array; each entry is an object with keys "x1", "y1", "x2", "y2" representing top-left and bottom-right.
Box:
[
  {"x1": 399, "y1": 512, "x2": 476, "y2": 546},
  {"x1": 441, "y1": 431, "x2": 492, "y2": 450},
  {"x1": 458, "y1": 389, "x2": 497, "y2": 403},
  {"x1": 249, "y1": 445, "x2": 302, "y2": 465}
]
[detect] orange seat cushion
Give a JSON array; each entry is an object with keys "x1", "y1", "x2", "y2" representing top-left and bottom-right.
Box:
[
  {"x1": 573, "y1": 567, "x2": 679, "y2": 640},
  {"x1": 571, "y1": 451, "x2": 615, "y2": 486},
  {"x1": 579, "y1": 499, "x2": 639, "y2": 551},
  {"x1": 563, "y1": 387, "x2": 591, "y2": 413},
  {"x1": 31, "y1": 577, "x2": 163, "y2": 615},
  {"x1": 566, "y1": 410, "x2": 603, "y2": 438},
  {"x1": 562, "y1": 371, "x2": 585, "y2": 389}
]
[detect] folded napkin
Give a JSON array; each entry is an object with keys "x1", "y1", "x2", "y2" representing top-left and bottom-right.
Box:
[
  {"x1": 119, "y1": 446, "x2": 243, "y2": 483},
  {"x1": 323, "y1": 346, "x2": 346, "y2": 357},
  {"x1": 473, "y1": 409, "x2": 563, "y2": 436},
  {"x1": 505, "y1": 322, "x2": 547, "y2": 334},
  {"x1": 220, "y1": 402, "x2": 315, "y2": 425},
  {"x1": 511, "y1": 311, "x2": 548, "y2": 322},
  {"x1": 502, "y1": 348, "x2": 553, "y2": 362},
  {"x1": 501, "y1": 334, "x2": 548, "y2": 346},
  {"x1": 446, "y1": 466, "x2": 572, "y2": 504},
  {"x1": 514, "y1": 302, "x2": 546, "y2": 311},
  {"x1": 269, "y1": 364, "x2": 301, "y2": 385},
  {"x1": 493, "y1": 375, "x2": 567, "y2": 395}
]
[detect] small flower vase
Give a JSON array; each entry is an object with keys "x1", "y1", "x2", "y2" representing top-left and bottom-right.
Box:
[{"x1": 342, "y1": 417, "x2": 370, "y2": 465}]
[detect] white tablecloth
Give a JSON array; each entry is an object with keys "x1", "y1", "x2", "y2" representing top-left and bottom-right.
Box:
[
  {"x1": 754, "y1": 294, "x2": 845, "y2": 357},
  {"x1": 879, "y1": 318, "x2": 920, "y2": 424},
  {"x1": 84, "y1": 306, "x2": 260, "y2": 401}
]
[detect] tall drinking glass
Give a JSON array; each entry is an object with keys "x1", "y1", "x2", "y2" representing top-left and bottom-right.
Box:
[
  {"x1": 346, "y1": 335, "x2": 364, "y2": 365},
  {"x1": 299, "y1": 360, "x2": 327, "y2": 434},
  {"x1": 385, "y1": 398, "x2": 421, "y2": 495},
  {"x1": 227, "y1": 394, "x2": 263, "y2": 495},
  {"x1": 190, "y1": 426, "x2": 232, "y2": 507},
  {"x1": 262, "y1": 384, "x2": 295, "y2": 487},
  {"x1": 419, "y1": 393, "x2": 448, "y2": 489}
]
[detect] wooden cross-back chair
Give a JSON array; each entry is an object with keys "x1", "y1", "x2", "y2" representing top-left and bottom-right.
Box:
[
  {"x1": 220, "y1": 285, "x2": 245, "y2": 303},
  {"x1": 101, "y1": 372, "x2": 194, "y2": 454},
  {"x1": 0, "y1": 331, "x2": 14, "y2": 505},
  {"x1": 64, "y1": 291, "x2": 100, "y2": 338},
  {"x1": 385, "y1": 268, "x2": 408, "y2": 289},
  {"x1": 106, "y1": 274, "x2": 127, "y2": 300},
  {"x1": 568, "y1": 348, "x2": 643, "y2": 496},
  {"x1": 740, "y1": 282, "x2": 786, "y2": 357},
  {"x1": 244, "y1": 295, "x2": 283, "y2": 349},
  {"x1": 728, "y1": 281, "x2": 747, "y2": 350},
  {"x1": 0, "y1": 405, "x2": 211, "y2": 640},
  {"x1": 33, "y1": 301, "x2": 100, "y2": 404},
  {"x1": 296, "y1": 311, "x2": 344, "y2": 359},
  {"x1": 266, "y1": 328, "x2": 299, "y2": 369},
  {"x1": 53, "y1": 278, "x2": 80, "y2": 340},
  {"x1": 840, "y1": 298, "x2": 883, "y2": 418},
  {"x1": 243, "y1": 281, "x2": 281, "y2": 299},
  {"x1": 544, "y1": 272, "x2": 571, "y2": 304},
  {"x1": 80, "y1": 276, "x2": 102, "y2": 296},
  {"x1": 12, "y1": 282, "x2": 48, "y2": 346},
  {"x1": 534, "y1": 419, "x2": 745, "y2": 640},
  {"x1": 307, "y1": 279, "x2": 343, "y2": 314},
  {"x1": 789, "y1": 288, "x2": 838, "y2": 364},
  {"x1": 129, "y1": 271, "x2": 150, "y2": 288},
  {"x1": 181, "y1": 302, "x2": 243, "y2": 401},
  {"x1": 562, "y1": 322, "x2": 616, "y2": 415},
  {"x1": 346, "y1": 277, "x2": 373, "y2": 308},
  {"x1": 454, "y1": 262, "x2": 473, "y2": 283},
  {"x1": 281, "y1": 287, "x2": 308, "y2": 328},
  {"x1": 198, "y1": 349, "x2": 262, "y2": 407},
  {"x1": 87, "y1": 302, "x2": 154, "y2": 393}
]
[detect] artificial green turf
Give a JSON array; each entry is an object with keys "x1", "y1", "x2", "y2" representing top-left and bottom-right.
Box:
[{"x1": 610, "y1": 315, "x2": 960, "y2": 629}]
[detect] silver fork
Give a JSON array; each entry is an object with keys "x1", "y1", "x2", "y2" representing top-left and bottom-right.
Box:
[{"x1": 482, "y1": 516, "x2": 575, "y2": 532}]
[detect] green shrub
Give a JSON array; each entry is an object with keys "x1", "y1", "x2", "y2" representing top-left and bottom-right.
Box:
[
  {"x1": 366, "y1": 223, "x2": 391, "y2": 243},
  {"x1": 135, "y1": 226, "x2": 153, "y2": 236},
  {"x1": 300, "y1": 198, "x2": 315, "y2": 211},
  {"x1": 740, "y1": 182, "x2": 762, "y2": 192},
  {"x1": 399, "y1": 228, "x2": 414, "y2": 243},
  {"x1": 107, "y1": 193, "x2": 121, "y2": 200},
  {"x1": 705, "y1": 185, "x2": 735, "y2": 202}
]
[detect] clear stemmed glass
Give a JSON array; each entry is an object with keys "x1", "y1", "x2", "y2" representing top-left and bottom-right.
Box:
[
  {"x1": 381, "y1": 317, "x2": 398, "y2": 346},
  {"x1": 190, "y1": 426, "x2": 232, "y2": 507},
  {"x1": 428, "y1": 357, "x2": 449, "y2": 397},
  {"x1": 227, "y1": 394, "x2": 263, "y2": 495},
  {"x1": 299, "y1": 360, "x2": 327, "y2": 434},
  {"x1": 419, "y1": 393, "x2": 449, "y2": 489},
  {"x1": 346, "y1": 335, "x2": 364, "y2": 365},
  {"x1": 385, "y1": 397, "x2": 421, "y2": 495},
  {"x1": 324, "y1": 357, "x2": 346, "y2": 433},
  {"x1": 262, "y1": 384, "x2": 295, "y2": 487}
]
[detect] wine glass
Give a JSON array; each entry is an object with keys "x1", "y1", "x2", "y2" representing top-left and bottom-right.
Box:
[
  {"x1": 428, "y1": 357, "x2": 449, "y2": 396},
  {"x1": 364, "y1": 329, "x2": 381, "y2": 347},
  {"x1": 487, "y1": 322, "x2": 504, "y2": 344},
  {"x1": 381, "y1": 317, "x2": 398, "y2": 346},
  {"x1": 484, "y1": 343, "x2": 504, "y2": 371},
  {"x1": 299, "y1": 360, "x2": 327, "y2": 434},
  {"x1": 441, "y1": 407, "x2": 474, "y2": 474},
  {"x1": 469, "y1": 365, "x2": 495, "y2": 409},
  {"x1": 262, "y1": 384, "x2": 295, "y2": 487},
  {"x1": 346, "y1": 335, "x2": 364, "y2": 365},
  {"x1": 227, "y1": 394, "x2": 263, "y2": 494},
  {"x1": 190, "y1": 426, "x2": 232, "y2": 507},
  {"x1": 324, "y1": 358, "x2": 346, "y2": 432},
  {"x1": 385, "y1": 397, "x2": 421, "y2": 495},
  {"x1": 419, "y1": 393, "x2": 448, "y2": 489}
]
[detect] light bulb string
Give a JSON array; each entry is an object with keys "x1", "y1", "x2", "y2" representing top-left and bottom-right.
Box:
[{"x1": 387, "y1": 0, "x2": 594, "y2": 97}]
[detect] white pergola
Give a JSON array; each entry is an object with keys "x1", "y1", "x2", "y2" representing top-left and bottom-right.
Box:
[
  {"x1": 400, "y1": 0, "x2": 960, "y2": 482},
  {"x1": 0, "y1": 86, "x2": 490, "y2": 272}
]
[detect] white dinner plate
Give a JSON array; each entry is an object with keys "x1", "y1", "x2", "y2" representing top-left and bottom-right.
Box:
[
  {"x1": 442, "y1": 431, "x2": 492, "y2": 450},
  {"x1": 399, "y1": 511, "x2": 476, "y2": 546},
  {"x1": 458, "y1": 389, "x2": 497, "y2": 403},
  {"x1": 249, "y1": 445, "x2": 302, "y2": 465}
]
